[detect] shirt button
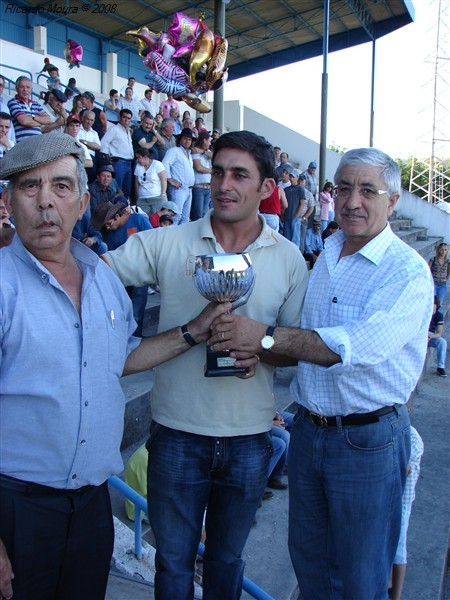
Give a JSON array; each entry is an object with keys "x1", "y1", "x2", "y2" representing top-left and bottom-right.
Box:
[
  {"x1": 75, "y1": 323, "x2": 80, "y2": 328},
  {"x1": 85, "y1": 401, "x2": 89, "y2": 406},
  {"x1": 41, "y1": 274, "x2": 48, "y2": 280},
  {"x1": 80, "y1": 440, "x2": 86, "y2": 445},
  {"x1": 72, "y1": 474, "x2": 77, "y2": 479},
  {"x1": 83, "y1": 361, "x2": 87, "y2": 367}
]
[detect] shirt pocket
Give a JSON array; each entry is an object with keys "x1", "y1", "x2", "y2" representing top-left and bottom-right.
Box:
[{"x1": 107, "y1": 317, "x2": 130, "y2": 376}]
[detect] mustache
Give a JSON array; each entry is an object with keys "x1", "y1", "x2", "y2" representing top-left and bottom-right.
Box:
[
  {"x1": 340, "y1": 209, "x2": 367, "y2": 218},
  {"x1": 33, "y1": 212, "x2": 60, "y2": 227}
]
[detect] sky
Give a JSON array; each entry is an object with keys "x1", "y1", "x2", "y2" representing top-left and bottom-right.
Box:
[{"x1": 223, "y1": 0, "x2": 448, "y2": 160}]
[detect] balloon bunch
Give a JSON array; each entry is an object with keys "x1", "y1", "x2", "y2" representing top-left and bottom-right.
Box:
[
  {"x1": 127, "y1": 12, "x2": 228, "y2": 113},
  {"x1": 64, "y1": 39, "x2": 83, "y2": 69}
]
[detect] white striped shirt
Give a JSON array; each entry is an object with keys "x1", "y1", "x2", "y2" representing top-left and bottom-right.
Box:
[{"x1": 291, "y1": 225, "x2": 434, "y2": 415}]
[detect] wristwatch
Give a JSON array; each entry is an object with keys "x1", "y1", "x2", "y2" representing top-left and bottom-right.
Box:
[{"x1": 261, "y1": 326, "x2": 276, "y2": 351}]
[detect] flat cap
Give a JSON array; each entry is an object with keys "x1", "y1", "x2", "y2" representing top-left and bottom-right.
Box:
[{"x1": 0, "y1": 133, "x2": 86, "y2": 180}]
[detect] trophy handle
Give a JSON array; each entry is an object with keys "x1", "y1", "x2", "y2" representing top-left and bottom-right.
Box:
[{"x1": 230, "y1": 275, "x2": 256, "y2": 312}]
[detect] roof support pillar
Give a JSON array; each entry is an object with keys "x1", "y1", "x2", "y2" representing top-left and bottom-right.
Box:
[
  {"x1": 213, "y1": 0, "x2": 226, "y2": 133},
  {"x1": 319, "y1": 0, "x2": 330, "y2": 188}
]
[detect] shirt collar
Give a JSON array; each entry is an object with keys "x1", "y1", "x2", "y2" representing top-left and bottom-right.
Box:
[
  {"x1": 326, "y1": 223, "x2": 394, "y2": 265},
  {"x1": 15, "y1": 94, "x2": 32, "y2": 104},
  {"x1": 199, "y1": 211, "x2": 280, "y2": 251}
]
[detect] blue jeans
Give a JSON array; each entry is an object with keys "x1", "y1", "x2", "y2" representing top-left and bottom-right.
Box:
[
  {"x1": 428, "y1": 336, "x2": 447, "y2": 368},
  {"x1": 434, "y1": 283, "x2": 447, "y2": 304},
  {"x1": 190, "y1": 186, "x2": 211, "y2": 221},
  {"x1": 284, "y1": 218, "x2": 301, "y2": 248},
  {"x1": 113, "y1": 159, "x2": 132, "y2": 198},
  {"x1": 288, "y1": 404, "x2": 410, "y2": 599},
  {"x1": 146, "y1": 422, "x2": 272, "y2": 600},
  {"x1": 300, "y1": 218, "x2": 308, "y2": 254},
  {"x1": 167, "y1": 184, "x2": 192, "y2": 225},
  {"x1": 267, "y1": 431, "x2": 286, "y2": 480}
]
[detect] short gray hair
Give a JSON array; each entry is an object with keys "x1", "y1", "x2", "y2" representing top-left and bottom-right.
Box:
[{"x1": 334, "y1": 148, "x2": 401, "y2": 196}]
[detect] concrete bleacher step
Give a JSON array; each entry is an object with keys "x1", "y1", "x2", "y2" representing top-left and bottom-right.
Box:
[
  {"x1": 394, "y1": 226, "x2": 429, "y2": 244},
  {"x1": 389, "y1": 217, "x2": 413, "y2": 232},
  {"x1": 408, "y1": 237, "x2": 443, "y2": 260}
]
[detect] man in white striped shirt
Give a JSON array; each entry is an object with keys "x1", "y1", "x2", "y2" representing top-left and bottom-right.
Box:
[{"x1": 209, "y1": 147, "x2": 434, "y2": 599}]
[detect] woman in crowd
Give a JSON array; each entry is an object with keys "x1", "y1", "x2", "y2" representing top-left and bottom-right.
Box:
[
  {"x1": 190, "y1": 132, "x2": 212, "y2": 221},
  {"x1": 103, "y1": 88, "x2": 120, "y2": 124},
  {"x1": 70, "y1": 94, "x2": 84, "y2": 118},
  {"x1": 134, "y1": 147, "x2": 167, "y2": 216},
  {"x1": 429, "y1": 242, "x2": 450, "y2": 304},
  {"x1": 319, "y1": 181, "x2": 334, "y2": 232}
]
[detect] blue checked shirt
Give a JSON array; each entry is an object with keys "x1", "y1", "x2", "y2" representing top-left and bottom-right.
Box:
[
  {"x1": 290, "y1": 225, "x2": 434, "y2": 415},
  {"x1": 403, "y1": 426, "x2": 424, "y2": 505}
]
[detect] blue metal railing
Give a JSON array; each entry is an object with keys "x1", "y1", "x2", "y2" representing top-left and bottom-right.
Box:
[{"x1": 108, "y1": 476, "x2": 275, "y2": 600}]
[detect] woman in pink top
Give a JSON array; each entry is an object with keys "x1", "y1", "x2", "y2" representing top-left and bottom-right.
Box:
[{"x1": 319, "y1": 182, "x2": 334, "y2": 232}]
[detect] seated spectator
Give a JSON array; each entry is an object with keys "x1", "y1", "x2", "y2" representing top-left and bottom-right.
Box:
[
  {"x1": 124, "y1": 444, "x2": 149, "y2": 522},
  {"x1": 194, "y1": 117, "x2": 207, "y2": 136},
  {"x1": 41, "y1": 89, "x2": 69, "y2": 134},
  {"x1": 322, "y1": 220, "x2": 339, "y2": 243},
  {"x1": 120, "y1": 77, "x2": 138, "y2": 100},
  {"x1": 191, "y1": 132, "x2": 213, "y2": 221},
  {"x1": 78, "y1": 110, "x2": 101, "y2": 181},
  {"x1": 0, "y1": 112, "x2": 15, "y2": 157},
  {"x1": 428, "y1": 296, "x2": 447, "y2": 377},
  {"x1": 170, "y1": 106, "x2": 182, "y2": 135},
  {"x1": 81, "y1": 91, "x2": 107, "y2": 138},
  {"x1": 267, "y1": 413, "x2": 290, "y2": 490},
  {"x1": 149, "y1": 200, "x2": 179, "y2": 228},
  {"x1": 91, "y1": 201, "x2": 152, "y2": 336},
  {"x1": 88, "y1": 164, "x2": 123, "y2": 209},
  {"x1": 104, "y1": 89, "x2": 120, "y2": 124},
  {"x1": 71, "y1": 202, "x2": 107, "y2": 256},
  {"x1": 304, "y1": 220, "x2": 324, "y2": 267},
  {"x1": 64, "y1": 115, "x2": 92, "y2": 168},
  {"x1": 8, "y1": 76, "x2": 51, "y2": 142},
  {"x1": 132, "y1": 114, "x2": 163, "y2": 159},
  {"x1": 154, "y1": 113, "x2": 163, "y2": 130},
  {"x1": 159, "y1": 214, "x2": 174, "y2": 227},
  {"x1": 182, "y1": 116, "x2": 194, "y2": 131},
  {"x1": 134, "y1": 147, "x2": 167, "y2": 215},
  {"x1": 259, "y1": 171, "x2": 287, "y2": 232},
  {"x1": 139, "y1": 88, "x2": 157, "y2": 119},
  {"x1": 69, "y1": 94, "x2": 84, "y2": 118},
  {"x1": 118, "y1": 87, "x2": 140, "y2": 122},
  {"x1": 319, "y1": 181, "x2": 334, "y2": 232}
]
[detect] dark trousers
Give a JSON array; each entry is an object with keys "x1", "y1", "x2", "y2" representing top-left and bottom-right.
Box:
[{"x1": 0, "y1": 475, "x2": 114, "y2": 600}]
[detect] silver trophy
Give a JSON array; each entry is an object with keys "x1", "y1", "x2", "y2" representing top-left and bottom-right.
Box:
[{"x1": 194, "y1": 253, "x2": 254, "y2": 377}]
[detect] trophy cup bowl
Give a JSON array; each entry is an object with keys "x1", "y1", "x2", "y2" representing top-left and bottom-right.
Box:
[{"x1": 194, "y1": 253, "x2": 254, "y2": 377}]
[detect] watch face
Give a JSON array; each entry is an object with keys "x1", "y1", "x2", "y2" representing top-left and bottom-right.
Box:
[{"x1": 261, "y1": 335, "x2": 274, "y2": 350}]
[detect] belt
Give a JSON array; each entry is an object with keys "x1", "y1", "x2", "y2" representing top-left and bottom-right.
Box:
[
  {"x1": 194, "y1": 183, "x2": 210, "y2": 188},
  {"x1": 111, "y1": 157, "x2": 132, "y2": 162},
  {"x1": 0, "y1": 473, "x2": 96, "y2": 496},
  {"x1": 303, "y1": 404, "x2": 399, "y2": 428}
]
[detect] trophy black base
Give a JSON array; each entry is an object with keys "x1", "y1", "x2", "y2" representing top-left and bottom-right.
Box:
[{"x1": 204, "y1": 348, "x2": 248, "y2": 378}]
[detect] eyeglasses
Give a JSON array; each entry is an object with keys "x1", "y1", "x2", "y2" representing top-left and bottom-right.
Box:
[{"x1": 335, "y1": 185, "x2": 389, "y2": 200}]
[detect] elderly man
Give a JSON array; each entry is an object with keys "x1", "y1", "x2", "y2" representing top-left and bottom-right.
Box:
[
  {"x1": 100, "y1": 109, "x2": 134, "y2": 198},
  {"x1": 0, "y1": 112, "x2": 15, "y2": 158},
  {"x1": 155, "y1": 117, "x2": 176, "y2": 161},
  {"x1": 41, "y1": 89, "x2": 68, "y2": 134},
  {"x1": 88, "y1": 164, "x2": 123, "y2": 209},
  {"x1": 208, "y1": 147, "x2": 434, "y2": 599},
  {"x1": 0, "y1": 132, "x2": 229, "y2": 600},
  {"x1": 7, "y1": 76, "x2": 51, "y2": 142},
  {"x1": 162, "y1": 127, "x2": 195, "y2": 225},
  {"x1": 80, "y1": 91, "x2": 107, "y2": 139},
  {"x1": 102, "y1": 130, "x2": 308, "y2": 599}
]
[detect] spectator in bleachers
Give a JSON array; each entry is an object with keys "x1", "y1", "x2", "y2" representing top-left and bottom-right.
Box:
[
  {"x1": 170, "y1": 106, "x2": 182, "y2": 135},
  {"x1": 120, "y1": 76, "x2": 138, "y2": 100},
  {"x1": 64, "y1": 114, "x2": 92, "y2": 169},
  {"x1": 148, "y1": 200, "x2": 179, "y2": 228},
  {"x1": 100, "y1": 109, "x2": 134, "y2": 198},
  {"x1": 118, "y1": 87, "x2": 140, "y2": 123},
  {"x1": 132, "y1": 114, "x2": 163, "y2": 159},
  {"x1": 88, "y1": 164, "x2": 124, "y2": 209},
  {"x1": 71, "y1": 201, "x2": 107, "y2": 256},
  {"x1": 428, "y1": 242, "x2": 449, "y2": 305},
  {"x1": 304, "y1": 220, "x2": 324, "y2": 267},
  {"x1": 8, "y1": 76, "x2": 51, "y2": 142},
  {"x1": 273, "y1": 146, "x2": 281, "y2": 168},
  {"x1": 46, "y1": 66, "x2": 62, "y2": 92},
  {"x1": 139, "y1": 88, "x2": 157, "y2": 119},
  {"x1": 155, "y1": 117, "x2": 176, "y2": 161},
  {"x1": 275, "y1": 151, "x2": 292, "y2": 177},
  {"x1": 0, "y1": 112, "x2": 15, "y2": 158},
  {"x1": 0, "y1": 188, "x2": 15, "y2": 248},
  {"x1": 41, "y1": 89, "x2": 69, "y2": 134},
  {"x1": 283, "y1": 168, "x2": 306, "y2": 248},
  {"x1": 0, "y1": 75, "x2": 15, "y2": 144},
  {"x1": 319, "y1": 181, "x2": 334, "y2": 232},
  {"x1": 259, "y1": 171, "x2": 287, "y2": 232},
  {"x1": 134, "y1": 147, "x2": 167, "y2": 216},
  {"x1": 154, "y1": 112, "x2": 163, "y2": 129},
  {"x1": 191, "y1": 132, "x2": 213, "y2": 221},
  {"x1": 298, "y1": 173, "x2": 316, "y2": 253},
  {"x1": 80, "y1": 91, "x2": 107, "y2": 139},
  {"x1": 78, "y1": 110, "x2": 101, "y2": 182},
  {"x1": 124, "y1": 444, "x2": 149, "y2": 522},
  {"x1": 92, "y1": 200, "x2": 151, "y2": 336},
  {"x1": 278, "y1": 167, "x2": 291, "y2": 190},
  {"x1": 193, "y1": 117, "x2": 207, "y2": 137},
  {"x1": 210, "y1": 128, "x2": 221, "y2": 148},
  {"x1": 322, "y1": 220, "x2": 339, "y2": 243},
  {"x1": 301, "y1": 161, "x2": 319, "y2": 228},
  {"x1": 159, "y1": 93, "x2": 179, "y2": 119},
  {"x1": 428, "y1": 296, "x2": 448, "y2": 377},
  {"x1": 69, "y1": 93, "x2": 84, "y2": 119},
  {"x1": 163, "y1": 127, "x2": 195, "y2": 225},
  {"x1": 103, "y1": 88, "x2": 120, "y2": 124}
]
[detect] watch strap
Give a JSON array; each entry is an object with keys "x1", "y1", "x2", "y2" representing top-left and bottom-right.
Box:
[
  {"x1": 181, "y1": 323, "x2": 198, "y2": 347},
  {"x1": 266, "y1": 326, "x2": 276, "y2": 337}
]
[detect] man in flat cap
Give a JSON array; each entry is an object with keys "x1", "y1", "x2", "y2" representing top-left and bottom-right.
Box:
[{"x1": 0, "y1": 132, "x2": 229, "y2": 600}]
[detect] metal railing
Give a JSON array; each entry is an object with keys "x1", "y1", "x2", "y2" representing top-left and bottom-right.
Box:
[{"x1": 108, "y1": 475, "x2": 275, "y2": 600}]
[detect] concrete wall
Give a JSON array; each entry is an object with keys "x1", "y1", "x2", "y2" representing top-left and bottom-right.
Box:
[{"x1": 397, "y1": 190, "x2": 450, "y2": 241}]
